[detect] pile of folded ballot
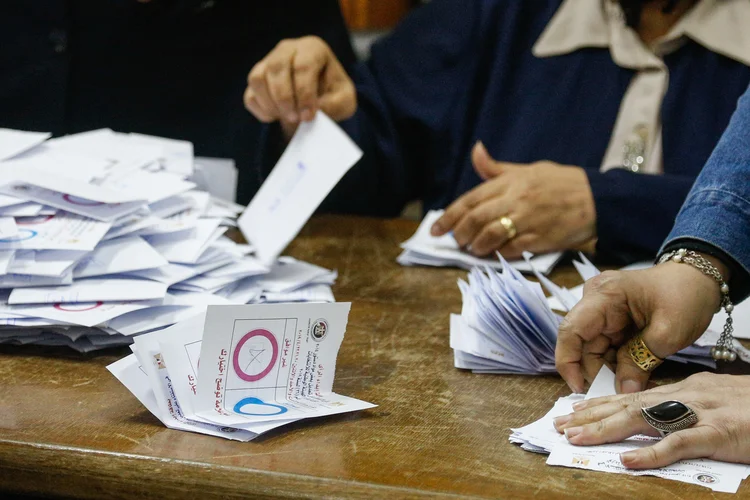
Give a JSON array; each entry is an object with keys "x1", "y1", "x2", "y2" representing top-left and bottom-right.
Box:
[
  {"x1": 0, "y1": 128, "x2": 338, "y2": 352},
  {"x1": 108, "y1": 302, "x2": 375, "y2": 441},
  {"x1": 397, "y1": 209, "x2": 563, "y2": 274},
  {"x1": 450, "y1": 252, "x2": 750, "y2": 374},
  {"x1": 510, "y1": 365, "x2": 750, "y2": 493}
]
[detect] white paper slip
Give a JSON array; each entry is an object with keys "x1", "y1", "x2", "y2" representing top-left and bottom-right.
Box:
[
  {"x1": 106, "y1": 305, "x2": 202, "y2": 336},
  {"x1": 8, "y1": 278, "x2": 168, "y2": 305},
  {"x1": 0, "y1": 202, "x2": 44, "y2": 217},
  {"x1": 0, "y1": 217, "x2": 17, "y2": 238},
  {"x1": 2, "y1": 301, "x2": 150, "y2": 328},
  {"x1": 101, "y1": 169, "x2": 196, "y2": 205},
  {"x1": 128, "y1": 249, "x2": 235, "y2": 286},
  {"x1": 255, "y1": 257, "x2": 337, "y2": 293},
  {"x1": 103, "y1": 215, "x2": 161, "y2": 240},
  {"x1": 9, "y1": 250, "x2": 86, "y2": 277},
  {"x1": 0, "y1": 129, "x2": 50, "y2": 161},
  {"x1": 146, "y1": 218, "x2": 225, "y2": 264},
  {"x1": 111, "y1": 351, "x2": 256, "y2": 442},
  {"x1": 45, "y1": 129, "x2": 161, "y2": 168},
  {"x1": 3, "y1": 183, "x2": 144, "y2": 222},
  {"x1": 0, "y1": 273, "x2": 73, "y2": 288},
  {"x1": 0, "y1": 250, "x2": 14, "y2": 274},
  {"x1": 128, "y1": 133, "x2": 194, "y2": 177},
  {"x1": 528, "y1": 367, "x2": 750, "y2": 494},
  {"x1": 73, "y1": 236, "x2": 168, "y2": 278},
  {"x1": 238, "y1": 112, "x2": 363, "y2": 265},
  {"x1": 399, "y1": 210, "x2": 563, "y2": 274},
  {"x1": 0, "y1": 164, "x2": 147, "y2": 204},
  {"x1": 133, "y1": 328, "x2": 279, "y2": 440},
  {"x1": 0, "y1": 213, "x2": 111, "y2": 251},
  {"x1": 195, "y1": 302, "x2": 375, "y2": 426},
  {"x1": 147, "y1": 195, "x2": 196, "y2": 220},
  {"x1": 155, "y1": 315, "x2": 296, "y2": 433},
  {"x1": 261, "y1": 284, "x2": 335, "y2": 304}
]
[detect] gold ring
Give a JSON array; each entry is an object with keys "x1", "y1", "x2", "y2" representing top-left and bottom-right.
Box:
[
  {"x1": 499, "y1": 216, "x2": 517, "y2": 240},
  {"x1": 627, "y1": 334, "x2": 664, "y2": 372}
]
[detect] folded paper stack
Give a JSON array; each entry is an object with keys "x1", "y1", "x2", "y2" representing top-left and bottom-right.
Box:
[
  {"x1": 450, "y1": 253, "x2": 750, "y2": 374},
  {"x1": 0, "y1": 117, "x2": 360, "y2": 352},
  {"x1": 108, "y1": 303, "x2": 375, "y2": 441},
  {"x1": 397, "y1": 210, "x2": 563, "y2": 274},
  {"x1": 510, "y1": 366, "x2": 750, "y2": 493}
]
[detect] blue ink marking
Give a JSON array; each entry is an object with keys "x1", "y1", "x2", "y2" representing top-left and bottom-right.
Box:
[
  {"x1": 0, "y1": 229, "x2": 38, "y2": 243},
  {"x1": 233, "y1": 397, "x2": 287, "y2": 416}
]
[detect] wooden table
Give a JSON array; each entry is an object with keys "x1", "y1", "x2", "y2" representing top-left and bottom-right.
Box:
[{"x1": 0, "y1": 216, "x2": 743, "y2": 499}]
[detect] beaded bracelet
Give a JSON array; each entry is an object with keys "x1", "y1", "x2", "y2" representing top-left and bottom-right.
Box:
[{"x1": 657, "y1": 248, "x2": 737, "y2": 362}]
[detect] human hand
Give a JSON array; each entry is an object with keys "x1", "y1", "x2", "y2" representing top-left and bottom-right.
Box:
[
  {"x1": 556, "y1": 259, "x2": 726, "y2": 394},
  {"x1": 244, "y1": 36, "x2": 357, "y2": 139},
  {"x1": 430, "y1": 142, "x2": 596, "y2": 259},
  {"x1": 552, "y1": 372, "x2": 750, "y2": 469}
]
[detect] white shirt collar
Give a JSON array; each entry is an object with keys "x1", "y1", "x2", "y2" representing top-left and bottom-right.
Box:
[{"x1": 533, "y1": 0, "x2": 750, "y2": 68}]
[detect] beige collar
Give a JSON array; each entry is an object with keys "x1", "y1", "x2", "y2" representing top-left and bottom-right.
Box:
[{"x1": 533, "y1": 0, "x2": 750, "y2": 68}]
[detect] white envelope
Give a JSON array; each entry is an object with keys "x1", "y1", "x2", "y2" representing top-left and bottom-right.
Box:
[{"x1": 238, "y1": 112, "x2": 362, "y2": 265}]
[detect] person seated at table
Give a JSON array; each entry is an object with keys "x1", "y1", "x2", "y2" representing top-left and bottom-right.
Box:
[
  {"x1": 553, "y1": 82, "x2": 750, "y2": 469},
  {"x1": 245, "y1": 0, "x2": 750, "y2": 264},
  {"x1": 0, "y1": 0, "x2": 354, "y2": 204}
]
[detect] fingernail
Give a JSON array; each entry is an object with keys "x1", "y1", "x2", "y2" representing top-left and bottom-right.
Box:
[
  {"x1": 286, "y1": 112, "x2": 299, "y2": 123},
  {"x1": 300, "y1": 108, "x2": 313, "y2": 121},
  {"x1": 620, "y1": 452, "x2": 637, "y2": 467},
  {"x1": 430, "y1": 223, "x2": 443, "y2": 236},
  {"x1": 553, "y1": 414, "x2": 571, "y2": 429},
  {"x1": 572, "y1": 401, "x2": 587, "y2": 411},
  {"x1": 564, "y1": 426, "x2": 583, "y2": 440},
  {"x1": 621, "y1": 379, "x2": 642, "y2": 394}
]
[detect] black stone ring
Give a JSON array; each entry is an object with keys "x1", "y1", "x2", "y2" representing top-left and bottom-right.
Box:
[{"x1": 641, "y1": 400, "x2": 699, "y2": 437}]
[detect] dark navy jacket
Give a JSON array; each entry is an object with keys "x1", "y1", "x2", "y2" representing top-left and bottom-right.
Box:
[
  {"x1": 0, "y1": 0, "x2": 355, "y2": 205},
  {"x1": 260, "y1": 0, "x2": 750, "y2": 263}
]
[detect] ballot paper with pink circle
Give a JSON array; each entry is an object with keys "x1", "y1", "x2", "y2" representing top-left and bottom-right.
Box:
[{"x1": 195, "y1": 302, "x2": 375, "y2": 427}]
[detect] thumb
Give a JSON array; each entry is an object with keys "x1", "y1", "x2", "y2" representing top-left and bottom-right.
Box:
[
  {"x1": 615, "y1": 337, "x2": 656, "y2": 394},
  {"x1": 472, "y1": 142, "x2": 507, "y2": 180}
]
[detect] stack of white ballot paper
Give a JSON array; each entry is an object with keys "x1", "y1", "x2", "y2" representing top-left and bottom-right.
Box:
[
  {"x1": 511, "y1": 366, "x2": 750, "y2": 493},
  {"x1": 0, "y1": 112, "x2": 361, "y2": 352},
  {"x1": 397, "y1": 210, "x2": 563, "y2": 274},
  {"x1": 107, "y1": 303, "x2": 376, "y2": 441},
  {"x1": 450, "y1": 253, "x2": 750, "y2": 374}
]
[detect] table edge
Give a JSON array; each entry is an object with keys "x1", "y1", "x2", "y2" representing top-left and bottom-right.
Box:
[{"x1": 0, "y1": 438, "x2": 480, "y2": 500}]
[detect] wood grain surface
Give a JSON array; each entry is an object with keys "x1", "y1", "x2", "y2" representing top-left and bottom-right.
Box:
[{"x1": 0, "y1": 215, "x2": 745, "y2": 499}]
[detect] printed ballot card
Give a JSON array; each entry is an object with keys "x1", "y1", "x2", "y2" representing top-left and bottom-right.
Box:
[
  {"x1": 238, "y1": 112, "x2": 363, "y2": 265},
  {"x1": 195, "y1": 302, "x2": 375, "y2": 426}
]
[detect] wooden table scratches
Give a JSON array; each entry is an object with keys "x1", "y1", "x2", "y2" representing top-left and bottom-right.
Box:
[{"x1": 0, "y1": 216, "x2": 743, "y2": 499}]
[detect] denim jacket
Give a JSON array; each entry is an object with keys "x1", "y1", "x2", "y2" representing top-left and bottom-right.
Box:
[{"x1": 661, "y1": 85, "x2": 750, "y2": 302}]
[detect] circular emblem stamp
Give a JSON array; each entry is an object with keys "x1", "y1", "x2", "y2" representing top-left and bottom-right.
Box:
[
  {"x1": 694, "y1": 474, "x2": 717, "y2": 485},
  {"x1": 311, "y1": 318, "x2": 329, "y2": 342}
]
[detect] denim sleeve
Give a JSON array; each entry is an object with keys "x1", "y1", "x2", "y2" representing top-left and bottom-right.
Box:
[{"x1": 660, "y1": 85, "x2": 750, "y2": 302}]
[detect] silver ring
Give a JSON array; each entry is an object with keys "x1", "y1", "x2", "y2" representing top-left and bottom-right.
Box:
[{"x1": 641, "y1": 400, "x2": 698, "y2": 437}]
